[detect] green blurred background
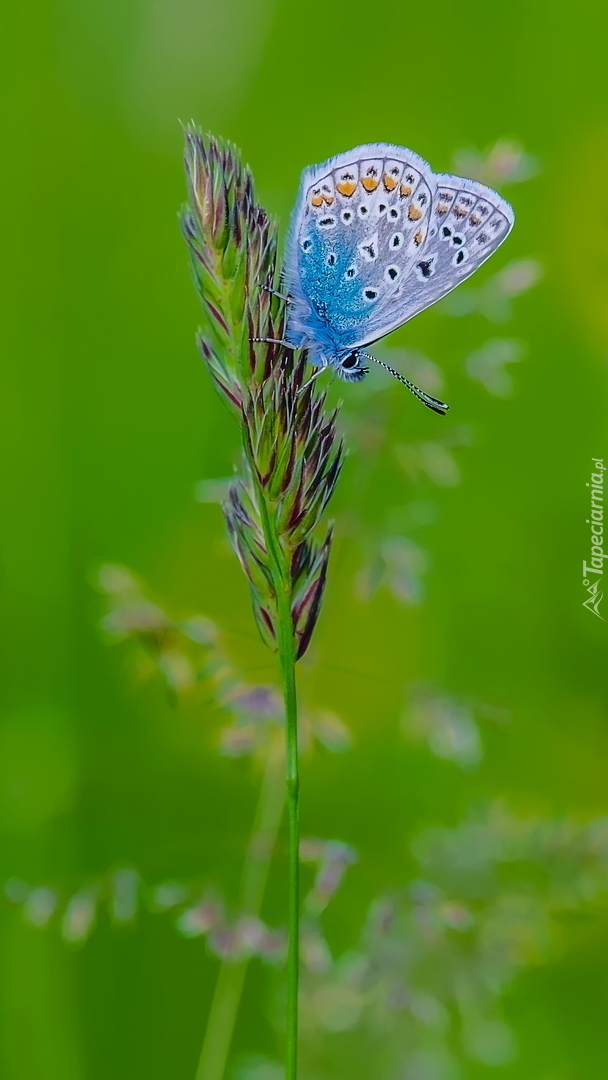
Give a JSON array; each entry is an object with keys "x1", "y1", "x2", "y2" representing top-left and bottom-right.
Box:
[{"x1": 2, "y1": 1, "x2": 608, "y2": 1078}]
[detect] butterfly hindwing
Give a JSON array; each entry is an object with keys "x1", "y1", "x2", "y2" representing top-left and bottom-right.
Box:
[
  {"x1": 284, "y1": 144, "x2": 437, "y2": 343},
  {"x1": 346, "y1": 172, "x2": 514, "y2": 348}
]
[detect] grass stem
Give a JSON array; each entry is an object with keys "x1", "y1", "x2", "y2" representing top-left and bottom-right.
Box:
[
  {"x1": 254, "y1": 481, "x2": 300, "y2": 1080},
  {"x1": 195, "y1": 737, "x2": 285, "y2": 1080},
  {"x1": 277, "y1": 586, "x2": 299, "y2": 1080}
]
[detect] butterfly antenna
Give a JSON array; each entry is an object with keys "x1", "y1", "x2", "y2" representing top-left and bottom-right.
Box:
[{"x1": 361, "y1": 354, "x2": 449, "y2": 416}]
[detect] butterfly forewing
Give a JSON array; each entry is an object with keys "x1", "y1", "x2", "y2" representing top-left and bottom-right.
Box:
[{"x1": 344, "y1": 171, "x2": 514, "y2": 348}]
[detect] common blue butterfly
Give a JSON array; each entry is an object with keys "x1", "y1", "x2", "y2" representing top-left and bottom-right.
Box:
[{"x1": 273, "y1": 143, "x2": 514, "y2": 414}]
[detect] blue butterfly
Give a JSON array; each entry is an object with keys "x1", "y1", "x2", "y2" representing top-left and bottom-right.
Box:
[{"x1": 263, "y1": 143, "x2": 514, "y2": 415}]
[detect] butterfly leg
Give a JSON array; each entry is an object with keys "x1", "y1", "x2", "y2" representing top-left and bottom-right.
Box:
[
  {"x1": 261, "y1": 283, "x2": 293, "y2": 304},
  {"x1": 299, "y1": 361, "x2": 329, "y2": 394},
  {"x1": 251, "y1": 336, "x2": 295, "y2": 348}
]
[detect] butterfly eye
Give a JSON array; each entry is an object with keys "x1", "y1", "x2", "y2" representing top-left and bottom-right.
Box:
[{"x1": 338, "y1": 351, "x2": 368, "y2": 382}]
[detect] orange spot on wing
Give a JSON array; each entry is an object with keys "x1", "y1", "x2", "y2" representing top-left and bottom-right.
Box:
[
  {"x1": 362, "y1": 177, "x2": 379, "y2": 192},
  {"x1": 336, "y1": 181, "x2": 357, "y2": 197},
  {"x1": 436, "y1": 203, "x2": 449, "y2": 216},
  {"x1": 322, "y1": 194, "x2": 334, "y2": 205},
  {"x1": 400, "y1": 183, "x2": 412, "y2": 197},
  {"x1": 383, "y1": 174, "x2": 398, "y2": 191},
  {"x1": 413, "y1": 229, "x2": 424, "y2": 246},
  {"x1": 408, "y1": 205, "x2": 423, "y2": 221},
  {"x1": 311, "y1": 195, "x2": 323, "y2": 207}
]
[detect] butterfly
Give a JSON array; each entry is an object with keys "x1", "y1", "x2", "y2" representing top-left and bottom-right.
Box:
[{"x1": 261, "y1": 143, "x2": 514, "y2": 415}]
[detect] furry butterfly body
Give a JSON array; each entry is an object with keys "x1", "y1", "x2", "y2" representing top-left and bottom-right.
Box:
[{"x1": 281, "y1": 142, "x2": 514, "y2": 412}]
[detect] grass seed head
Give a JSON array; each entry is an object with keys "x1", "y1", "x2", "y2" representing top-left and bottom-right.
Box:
[{"x1": 182, "y1": 126, "x2": 343, "y2": 659}]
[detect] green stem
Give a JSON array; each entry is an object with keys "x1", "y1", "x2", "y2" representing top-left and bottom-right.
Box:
[
  {"x1": 195, "y1": 736, "x2": 285, "y2": 1080},
  {"x1": 253, "y1": 478, "x2": 300, "y2": 1080},
  {"x1": 194, "y1": 961, "x2": 246, "y2": 1080},
  {"x1": 276, "y1": 585, "x2": 299, "y2": 1080}
]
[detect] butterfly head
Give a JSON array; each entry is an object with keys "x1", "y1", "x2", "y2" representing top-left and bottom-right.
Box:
[{"x1": 335, "y1": 350, "x2": 368, "y2": 383}]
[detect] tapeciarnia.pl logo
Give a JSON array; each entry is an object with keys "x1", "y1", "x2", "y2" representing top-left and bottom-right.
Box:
[{"x1": 582, "y1": 457, "x2": 606, "y2": 620}]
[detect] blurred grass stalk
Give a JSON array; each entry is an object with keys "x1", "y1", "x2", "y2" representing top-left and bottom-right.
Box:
[
  {"x1": 195, "y1": 734, "x2": 284, "y2": 1080},
  {"x1": 181, "y1": 127, "x2": 342, "y2": 1080}
]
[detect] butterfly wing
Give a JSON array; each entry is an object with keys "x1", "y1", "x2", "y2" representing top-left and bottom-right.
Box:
[
  {"x1": 284, "y1": 146, "x2": 514, "y2": 354},
  {"x1": 345, "y1": 172, "x2": 514, "y2": 349},
  {"x1": 283, "y1": 143, "x2": 437, "y2": 350}
]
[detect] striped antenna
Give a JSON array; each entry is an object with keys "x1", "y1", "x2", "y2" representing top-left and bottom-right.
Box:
[{"x1": 361, "y1": 353, "x2": 449, "y2": 416}]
